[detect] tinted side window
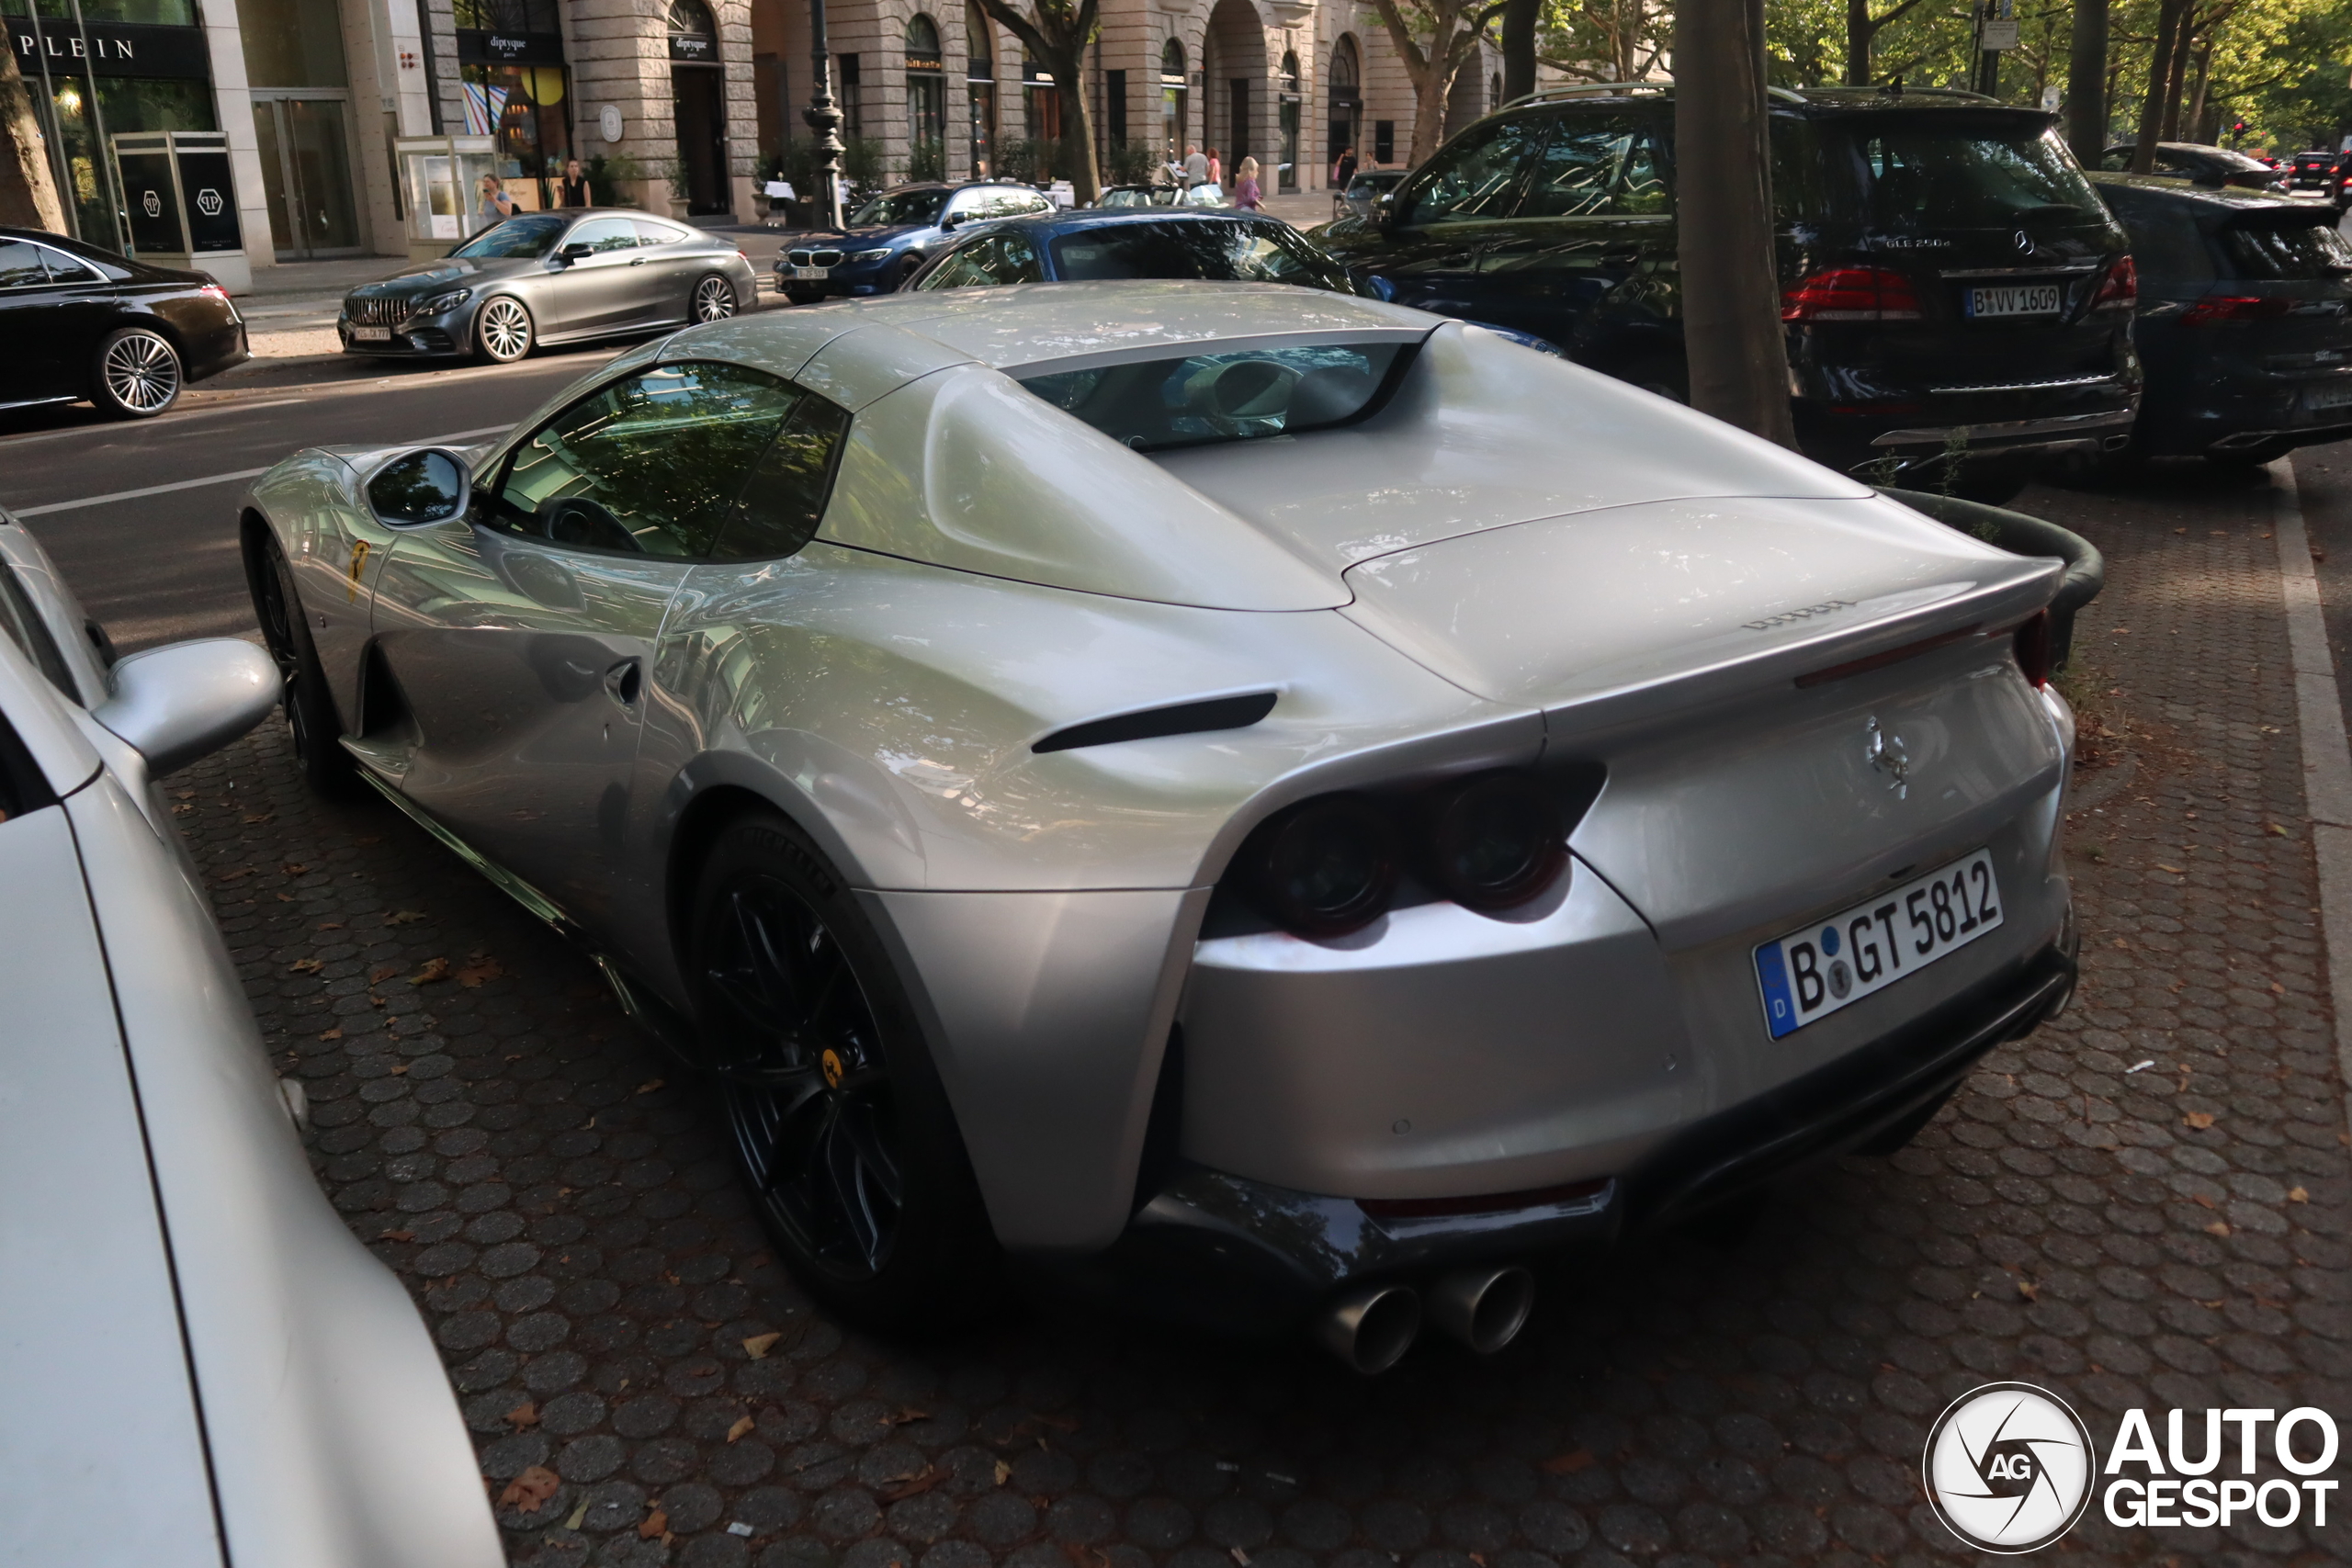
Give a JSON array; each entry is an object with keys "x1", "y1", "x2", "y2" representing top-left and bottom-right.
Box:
[
  {"x1": 917, "y1": 232, "x2": 1044, "y2": 287},
  {"x1": 488, "y1": 362, "x2": 800, "y2": 557},
  {"x1": 633, "y1": 220, "x2": 692, "y2": 245},
  {"x1": 569, "y1": 217, "x2": 639, "y2": 253},
  {"x1": 0, "y1": 562, "x2": 75, "y2": 699},
  {"x1": 1397, "y1": 116, "x2": 1546, "y2": 226},
  {"x1": 2222, "y1": 220, "x2": 2352, "y2": 279},
  {"x1": 31, "y1": 245, "x2": 101, "y2": 283},
  {"x1": 1520, "y1": 116, "x2": 1667, "y2": 219},
  {"x1": 712, "y1": 396, "x2": 854, "y2": 560},
  {"x1": 0, "y1": 242, "x2": 49, "y2": 289}
]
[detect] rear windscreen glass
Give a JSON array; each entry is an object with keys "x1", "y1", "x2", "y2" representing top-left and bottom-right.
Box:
[
  {"x1": 1047, "y1": 222, "x2": 1346, "y2": 289},
  {"x1": 1836, "y1": 121, "x2": 2109, "y2": 231},
  {"x1": 1018, "y1": 342, "x2": 1412, "y2": 452},
  {"x1": 2222, "y1": 219, "x2": 2352, "y2": 278}
]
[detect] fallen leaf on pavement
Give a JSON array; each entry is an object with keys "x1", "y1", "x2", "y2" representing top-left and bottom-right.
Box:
[
  {"x1": 2184, "y1": 1111, "x2": 2216, "y2": 1130},
  {"x1": 876, "y1": 1465, "x2": 940, "y2": 1501},
  {"x1": 994, "y1": 1460, "x2": 1012, "y2": 1486},
  {"x1": 637, "y1": 1078, "x2": 665, "y2": 1095},
  {"x1": 564, "y1": 1497, "x2": 590, "y2": 1530},
  {"x1": 408, "y1": 957, "x2": 450, "y2": 985},
  {"x1": 243, "y1": 813, "x2": 272, "y2": 824},
  {"x1": 379, "y1": 1228, "x2": 414, "y2": 1242},
  {"x1": 2290, "y1": 1187, "x2": 2310, "y2": 1202},
  {"x1": 215, "y1": 866, "x2": 254, "y2": 883},
  {"x1": 727, "y1": 1415, "x2": 755, "y2": 1443},
  {"x1": 639, "y1": 1509, "x2": 669, "y2": 1540},
  {"x1": 369, "y1": 964, "x2": 401, "y2": 984},
  {"x1": 457, "y1": 955, "x2": 503, "y2": 987},
  {"x1": 2156, "y1": 863, "x2": 2184, "y2": 874},
  {"x1": 499, "y1": 1466, "x2": 560, "y2": 1513},
  {"x1": 2205, "y1": 1221, "x2": 2233, "y2": 1238},
  {"x1": 505, "y1": 1401, "x2": 539, "y2": 1427},
  {"x1": 2017, "y1": 1280, "x2": 2039, "y2": 1302},
  {"x1": 288, "y1": 957, "x2": 323, "y2": 974},
  {"x1": 742, "y1": 1332, "x2": 782, "y2": 1359},
  {"x1": 888, "y1": 1407, "x2": 932, "y2": 1426},
  {"x1": 2267, "y1": 823, "x2": 2291, "y2": 836},
  {"x1": 1543, "y1": 1449, "x2": 1596, "y2": 1474},
  {"x1": 281, "y1": 863, "x2": 309, "y2": 876},
  {"x1": 387, "y1": 909, "x2": 429, "y2": 925},
  {"x1": 319, "y1": 1027, "x2": 342, "y2": 1041}
]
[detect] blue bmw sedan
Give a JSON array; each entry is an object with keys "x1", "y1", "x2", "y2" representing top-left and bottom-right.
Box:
[{"x1": 776, "y1": 181, "x2": 1056, "y2": 302}]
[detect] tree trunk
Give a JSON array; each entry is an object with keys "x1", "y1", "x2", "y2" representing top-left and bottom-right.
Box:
[
  {"x1": 1408, "y1": 49, "x2": 1454, "y2": 166},
  {"x1": 1501, "y1": 0, "x2": 1539, "y2": 103},
  {"x1": 1050, "y1": 61, "x2": 1100, "y2": 202},
  {"x1": 2064, "y1": 0, "x2": 2109, "y2": 164},
  {"x1": 1675, "y1": 0, "x2": 1796, "y2": 447},
  {"x1": 2160, "y1": 22, "x2": 2196, "y2": 141},
  {"x1": 2130, "y1": 0, "x2": 2189, "y2": 173},
  {"x1": 0, "y1": 43, "x2": 64, "y2": 232},
  {"x1": 2184, "y1": 42, "x2": 2213, "y2": 141},
  {"x1": 1845, "y1": 0, "x2": 1873, "y2": 86}
]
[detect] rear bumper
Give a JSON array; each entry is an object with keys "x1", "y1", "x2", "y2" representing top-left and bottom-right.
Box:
[{"x1": 1069, "y1": 933, "x2": 2075, "y2": 1334}]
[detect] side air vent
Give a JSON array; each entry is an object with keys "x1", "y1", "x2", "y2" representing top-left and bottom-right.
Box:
[{"x1": 1033, "y1": 691, "x2": 1278, "y2": 754}]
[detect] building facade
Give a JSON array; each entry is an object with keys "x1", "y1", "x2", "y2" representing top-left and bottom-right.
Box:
[{"x1": 7, "y1": 0, "x2": 1490, "y2": 285}]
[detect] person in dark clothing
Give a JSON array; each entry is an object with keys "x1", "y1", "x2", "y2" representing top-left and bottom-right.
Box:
[
  {"x1": 1332, "y1": 146, "x2": 1357, "y2": 187},
  {"x1": 558, "y1": 158, "x2": 594, "y2": 208}
]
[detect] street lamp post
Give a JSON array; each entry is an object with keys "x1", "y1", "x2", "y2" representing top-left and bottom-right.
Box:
[{"x1": 803, "y1": 0, "x2": 847, "y2": 229}]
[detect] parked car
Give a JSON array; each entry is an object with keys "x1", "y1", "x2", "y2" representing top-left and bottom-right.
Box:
[
  {"x1": 2289, "y1": 150, "x2": 2341, "y2": 191},
  {"x1": 1333, "y1": 166, "x2": 1409, "y2": 221},
  {"x1": 339, "y1": 209, "x2": 755, "y2": 364},
  {"x1": 1317, "y1": 85, "x2": 2140, "y2": 500},
  {"x1": 0, "y1": 225, "x2": 246, "y2": 419},
  {"x1": 775, "y1": 180, "x2": 1056, "y2": 303},
  {"x1": 2098, "y1": 141, "x2": 2289, "y2": 193},
  {"x1": 0, "y1": 512, "x2": 502, "y2": 1567},
  {"x1": 241, "y1": 286, "x2": 2078, "y2": 1369},
  {"x1": 2085, "y1": 172, "x2": 2352, "y2": 468},
  {"x1": 1095, "y1": 184, "x2": 1184, "y2": 209}
]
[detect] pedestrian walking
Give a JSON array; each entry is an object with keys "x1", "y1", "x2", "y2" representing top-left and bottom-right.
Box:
[
  {"x1": 1182, "y1": 143, "x2": 1209, "y2": 187},
  {"x1": 1234, "y1": 156, "x2": 1261, "y2": 211},
  {"x1": 1206, "y1": 148, "x2": 1222, "y2": 188},
  {"x1": 477, "y1": 174, "x2": 515, "y2": 221},
  {"x1": 1332, "y1": 145, "x2": 1357, "y2": 187},
  {"x1": 557, "y1": 157, "x2": 593, "y2": 208}
]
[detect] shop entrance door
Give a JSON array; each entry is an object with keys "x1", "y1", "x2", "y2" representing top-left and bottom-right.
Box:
[
  {"x1": 671, "y1": 66, "x2": 729, "y2": 215},
  {"x1": 251, "y1": 95, "x2": 362, "y2": 257}
]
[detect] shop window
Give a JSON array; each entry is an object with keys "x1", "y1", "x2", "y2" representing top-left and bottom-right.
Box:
[
  {"x1": 459, "y1": 63, "x2": 571, "y2": 205},
  {"x1": 906, "y1": 14, "x2": 944, "y2": 180},
  {"x1": 1374, "y1": 118, "x2": 1394, "y2": 164},
  {"x1": 965, "y1": 2, "x2": 994, "y2": 176},
  {"x1": 238, "y1": 0, "x2": 348, "y2": 86},
  {"x1": 1159, "y1": 38, "x2": 1185, "y2": 161}
]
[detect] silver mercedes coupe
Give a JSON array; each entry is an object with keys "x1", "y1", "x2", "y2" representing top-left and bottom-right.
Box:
[{"x1": 241, "y1": 284, "x2": 2079, "y2": 1369}]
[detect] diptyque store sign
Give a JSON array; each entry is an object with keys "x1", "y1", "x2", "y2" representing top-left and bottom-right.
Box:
[{"x1": 10, "y1": 19, "x2": 212, "y2": 79}]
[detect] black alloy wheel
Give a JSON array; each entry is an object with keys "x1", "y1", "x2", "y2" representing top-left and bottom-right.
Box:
[
  {"x1": 249, "y1": 536, "x2": 354, "y2": 794},
  {"x1": 689, "y1": 814, "x2": 997, "y2": 1326}
]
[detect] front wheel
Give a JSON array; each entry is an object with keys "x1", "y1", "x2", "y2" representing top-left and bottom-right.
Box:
[
  {"x1": 473, "y1": 296, "x2": 534, "y2": 363},
  {"x1": 92, "y1": 326, "x2": 183, "y2": 418},
  {"x1": 248, "y1": 536, "x2": 354, "y2": 795},
  {"x1": 691, "y1": 274, "x2": 739, "y2": 322},
  {"x1": 688, "y1": 813, "x2": 998, "y2": 1329}
]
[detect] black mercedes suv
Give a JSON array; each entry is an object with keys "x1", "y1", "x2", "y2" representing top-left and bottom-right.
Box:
[{"x1": 1317, "y1": 85, "x2": 2141, "y2": 495}]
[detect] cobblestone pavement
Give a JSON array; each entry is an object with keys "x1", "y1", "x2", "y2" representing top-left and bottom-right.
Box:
[{"x1": 173, "y1": 462, "x2": 2352, "y2": 1568}]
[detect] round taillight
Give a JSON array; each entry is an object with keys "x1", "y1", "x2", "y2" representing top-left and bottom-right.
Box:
[
  {"x1": 1424, "y1": 773, "x2": 1566, "y2": 911},
  {"x1": 1238, "y1": 795, "x2": 1399, "y2": 936}
]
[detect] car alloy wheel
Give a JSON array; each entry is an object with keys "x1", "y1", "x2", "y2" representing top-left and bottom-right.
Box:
[
  {"x1": 96, "y1": 327, "x2": 181, "y2": 417},
  {"x1": 692, "y1": 275, "x2": 738, "y2": 321},
  {"x1": 246, "y1": 536, "x2": 354, "y2": 794},
  {"x1": 475, "y1": 297, "x2": 533, "y2": 362}
]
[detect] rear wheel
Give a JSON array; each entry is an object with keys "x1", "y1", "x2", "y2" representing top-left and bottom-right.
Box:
[
  {"x1": 691, "y1": 274, "x2": 738, "y2": 322},
  {"x1": 92, "y1": 326, "x2": 183, "y2": 418},
  {"x1": 687, "y1": 813, "x2": 998, "y2": 1329},
  {"x1": 473, "y1": 296, "x2": 534, "y2": 363},
  {"x1": 249, "y1": 536, "x2": 354, "y2": 795}
]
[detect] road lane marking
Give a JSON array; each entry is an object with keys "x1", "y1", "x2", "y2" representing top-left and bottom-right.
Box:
[
  {"x1": 5, "y1": 425, "x2": 512, "y2": 518},
  {"x1": 2271, "y1": 456, "x2": 2352, "y2": 1146}
]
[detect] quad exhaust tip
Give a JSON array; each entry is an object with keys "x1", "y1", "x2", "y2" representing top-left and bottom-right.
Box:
[
  {"x1": 1317, "y1": 1283, "x2": 1422, "y2": 1374},
  {"x1": 1426, "y1": 1265, "x2": 1536, "y2": 1355}
]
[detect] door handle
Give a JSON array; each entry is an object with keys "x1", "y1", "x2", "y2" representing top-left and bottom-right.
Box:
[
  {"x1": 604, "y1": 659, "x2": 642, "y2": 706},
  {"x1": 629, "y1": 257, "x2": 647, "y2": 266}
]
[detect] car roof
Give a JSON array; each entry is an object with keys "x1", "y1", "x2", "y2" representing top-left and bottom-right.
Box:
[
  {"x1": 1498, "y1": 82, "x2": 2049, "y2": 120},
  {"x1": 2087, "y1": 170, "x2": 2308, "y2": 214},
  {"x1": 990, "y1": 207, "x2": 1275, "y2": 231}
]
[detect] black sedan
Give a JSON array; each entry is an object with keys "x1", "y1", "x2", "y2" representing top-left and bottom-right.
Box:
[
  {"x1": 339, "y1": 209, "x2": 758, "y2": 364},
  {"x1": 2086, "y1": 173, "x2": 2352, "y2": 468},
  {"x1": 0, "y1": 227, "x2": 246, "y2": 419},
  {"x1": 2098, "y1": 141, "x2": 2289, "y2": 194}
]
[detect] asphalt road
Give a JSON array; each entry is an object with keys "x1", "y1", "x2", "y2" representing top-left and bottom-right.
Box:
[{"x1": 0, "y1": 346, "x2": 626, "y2": 652}]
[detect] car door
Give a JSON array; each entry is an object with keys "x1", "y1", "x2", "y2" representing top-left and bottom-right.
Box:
[
  {"x1": 631, "y1": 219, "x2": 702, "y2": 322},
  {"x1": 546, "y1": 215, "x2": 647, "y2": 336},
  {"x1": 368, "y1": 359, "x2": 803, "y2": 925},
  {"x1": 1470, "y1": 112, "x2": 1672, "y2": 356},
  {"x1": 0, "y1": 241, "x2": 71, "y2": 403},
  {"x1": 1370, "y1": 114, "x2": 1550, "y2": 321}
]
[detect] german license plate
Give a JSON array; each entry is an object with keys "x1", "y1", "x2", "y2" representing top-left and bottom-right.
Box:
[
  {"x1": 2308, "y1": 380, "x2": 2352, "y2": 410},
  {"x1": 1966, "y1": 285, "x2": 2062, "y2": 318},
  {"x1": 1754, "y1": 849, "x2": 2004, "y2": 1039},
  {"x1": 790, "y1": 265, "x2": 829, "y2": 280},
  {"x1": 353, "y1": 325, "x2": 390, "y2": 342}
]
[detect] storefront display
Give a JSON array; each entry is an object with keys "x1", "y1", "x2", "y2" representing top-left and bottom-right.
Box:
[
  {"x1": 392, "y1": 132, "x2": 497, "y2": 259},
  {"x1": 456, "y1": 0, "x2": 570, "y2": 207}
]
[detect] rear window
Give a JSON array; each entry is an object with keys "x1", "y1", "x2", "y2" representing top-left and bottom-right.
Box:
[
  {"x1": 1047, "y1": 221, "x2": 1346, "y2": 290},
  {"x1": 1018, "y1": 342, "x2": 1413, "y2": 452},
  {"x1": 1832, "y1": 119, "x2": 2108, "y2": 231},
  {"x1": 2222, "y1": 217, "x2": 2352, "y2": 279}
]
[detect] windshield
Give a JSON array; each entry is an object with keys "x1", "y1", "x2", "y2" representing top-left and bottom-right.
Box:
[
  {"x1": 1836, "y1": 120, "x2": 2109, "y2": 231},
  {"x1": 1018, "y1": 342, "x2": 1411, "y2": 452},
  {"x1": 452, "y1": 214, "x2": 569, "y2": 258},
  {"x1": 850, "y1": 188, "x2": 950, "y2": 227},
  {"x1": 1048, "y1": 220, "x2": 1347, "y2": 290}
]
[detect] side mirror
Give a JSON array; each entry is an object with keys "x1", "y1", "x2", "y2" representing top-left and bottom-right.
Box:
[
  {"x1": 939, "y1": 210, "x2": 964, "y2": 230},
  {"x1": 93, "y1": 639, "x2": 277, "y2": 777},
  {"x1": 1374, "y1": 190, "x2": 1399, "y2": 226},
  {"x1": 367, "y1": 448, "x2": 471, "y2": 527},
  {"x1": 556, "y1": 242, "x2": 592, "y2": 263}
]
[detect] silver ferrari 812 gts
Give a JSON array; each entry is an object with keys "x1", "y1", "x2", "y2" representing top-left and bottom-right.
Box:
[{"x1": 241, "y1": 283, "x2": 2079, "y2": 1369}]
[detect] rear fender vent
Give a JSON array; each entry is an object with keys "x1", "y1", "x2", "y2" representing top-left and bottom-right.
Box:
[{"x1": 1033, "y1": 691, "x2": 1277, "y2": 754}]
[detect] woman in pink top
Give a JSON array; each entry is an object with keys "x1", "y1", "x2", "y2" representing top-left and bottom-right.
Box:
[
  {"x1": 1234, "y1": 156, "x2": 1261, "y2": 210},
  {"x1": 1206, "y1": 149, "x2": 1222, "y2": 187}
]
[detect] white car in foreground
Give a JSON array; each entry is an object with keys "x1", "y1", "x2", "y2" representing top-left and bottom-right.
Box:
[{"x1": 0, "y1": 513, "x2": 502, "y2": 1568}]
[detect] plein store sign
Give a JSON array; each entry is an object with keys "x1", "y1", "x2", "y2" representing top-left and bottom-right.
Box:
[{"x1": 9, "y1": 18, "x2": 211, "y2": 79}]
